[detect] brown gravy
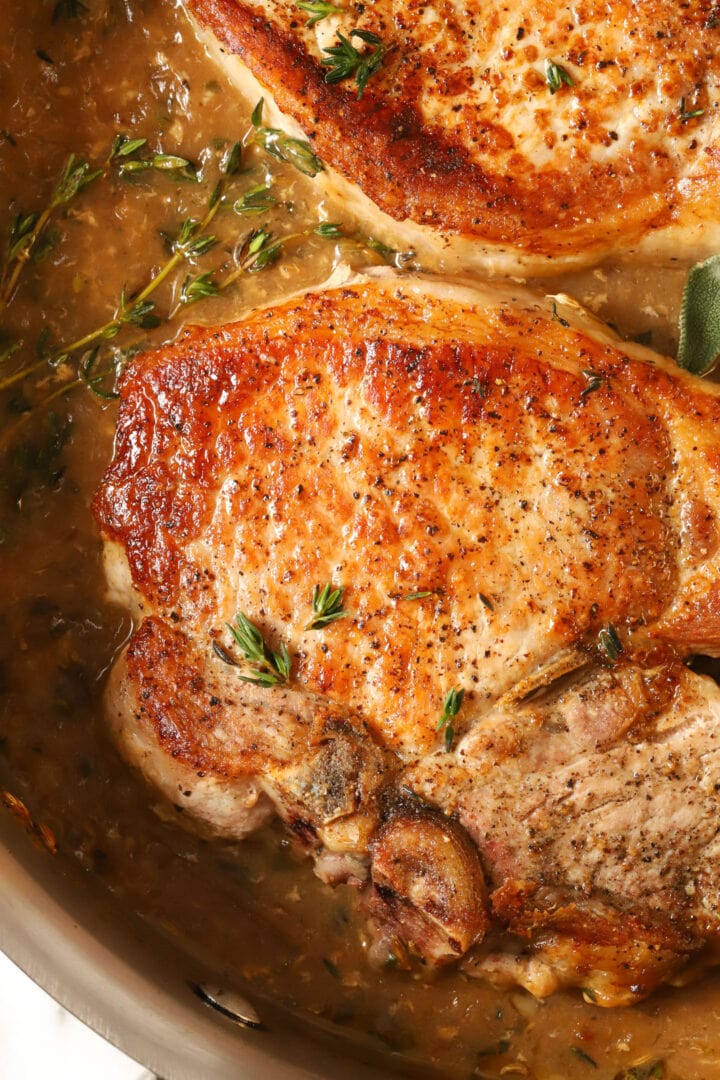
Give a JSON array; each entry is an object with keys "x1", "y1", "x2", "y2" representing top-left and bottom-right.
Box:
[{"x1": 1, "y1": 3, "x2": 719, "y2": 1077}]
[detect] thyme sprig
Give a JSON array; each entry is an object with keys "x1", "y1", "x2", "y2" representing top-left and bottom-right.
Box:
[
  {"x1": 0, "y1": 176, "x2": 228, "y2": 395},
  {"x1": 0, "y1": 136, "x2": 149, "y2": 318},
  {"x1": 580, "y1": 369, "x2": 603, "y2": 397},
  {"x1": 247, "y1": 99, "x2": 324, "y2": 177},
  {"x1": 296, "y1": 1, "x2": 344, "y2": 26},
  {"x1": 315, "y1": 221, "x2": 415, "y2": 268},
  {"x1": 437, "y1": 687, "x2": 465, "y2": 752},
  {"x1": 321, "y1": 29, "x2": 386, "y2": 99},
  {"x1": 598, "y1": 623, "x2": 622, "y2": 662},
  {"x1": 0, "y1": 154, "x2": 102, "y2": 317},
  {"x1": 118, "y1": 152, "x2": 199, "y2": 182},
  {"x1": 545, "y1": 59, "x2": 574, "y2": 94},
  {"x1": 233, "y1": 184, "x2": 276, "y2": 216},
  {"x1": 306, "y1": 583, "x2": 348, "y2": 629},
  {"x1": 227, "y1": 612, "x2": 291, "y2": 687},
  {"x1": 679, "y1": 96, "x2": 704, "y2": 123}
]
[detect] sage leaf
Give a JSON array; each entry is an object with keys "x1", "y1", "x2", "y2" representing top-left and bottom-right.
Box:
[{"x1": 677, "y1": 254, "x2": 720, "y2": 375}]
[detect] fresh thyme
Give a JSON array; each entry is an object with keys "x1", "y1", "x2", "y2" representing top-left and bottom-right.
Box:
[
  {"x1": 404, "y1": 590, "x2": 432, "y2": 600},
  {"x1": 0, "y1": 173, "x2": 229, "y2": 397},
  {"x1": 314, "y1": 221, "x2": 415, "y2": 268},
  {"x1": 118, "y1": 152, "x2": 198, "y2": 182},
  {"x1": 679, "y1": 96, "x2": 704, "y2": 123},
  {"x1": 227, "y1": 612, "x2": 291, "y2": 686},
  {"x1": 322, "y1": 30, "x2": 386, "y2": 99},
  {"x1": 437, "y1": 687, "x2": 465, "y2": 752},
  {"x1": 569, "y1": 1046, "x2": 598, "y2": 1069},
  {"x1": 109, "y1": 134, "x2": 147, "y2": 161},
  {"x1": 306, "y1": 583, "x2": 348, "y2": 629},
  {"x1": 315, "y1": 222, "x2": 345, "y2": 239},
  {"x1": 551, "y1": 300, "x2": 570, "y2": 327},
  {"x1": 545, "y1": 59, "x2": 574, "y2": 94},
  {"x1": 580, "y1": 369, "x2": 603, "y2": 397},
  {"x1": 233, "y1": 184, "x2": 276, "y2": 216},
  {"x1": 221, "y1": 140, "x2": 243, "y2": 177},
  {"x1": 296, "y1": 0, "x2": 344, "y2": 26},
  {"x1": 248, "y1": 99, "x2": 324, "y2": 177},
  {"x1": 0, "y1": 153, "x2": 102, "y2": 317},
  {"x1": 0, "y1": 136, "x2": 149, "y2": 318},
  {"x1": 479, "y1": 592, "x2": 494, "y2": 610},
  {"x1": 598, "y1": 623, "x2": 622, "y2": 662}
]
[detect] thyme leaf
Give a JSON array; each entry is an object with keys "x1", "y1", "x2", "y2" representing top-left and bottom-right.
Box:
[
  {"x1": 233, "y1": 184, "x2": 275, "y2": 216},
  {"x1": 437, "y1": 687, "x2": 465, "y2": 752},
  {"x1": 249, "y1": 99, "x2": 324, "y2": 176},
  {"x1": 296, "y1": 1, "x2": 344, "y2": 26},
  {"x1": 598, "y1": 623, "x2": 622, "y2": 662},
  {"x1": 403, "y1": 590, "x2": 431, "y2": 600},
  {"x1": 51, "y1": 154, "x2": 103, "y2": 207},
  {"x1": 322, "y1": 29, "x2": 386, "y2": 99},
  {"x1": 679, "y1": 96, "x2": 704, "y2": 123},
  {"x1": 551, "y1": 300, "x2": 570, "y2": 327},
  {"x1": 222, "y1": 140, "x2": 243, "y2": 176},
  {"x1": 306, "y1": 583, "x2": 348, "y2": 629},
  {"x1": 110, "y1": 134, "x2": 148, "y2": 159},
  {"x1": 227, "y1": 612, "x2": 291, "y2": 686},
  {"x1": 315, "y1": 222, "x2": 345, "y2": 239},
  {"x1": 569, "y1": 1046, "x2": 597, "y2": 1068},
  {"x1": 119, "y1": 153, "x2": 198, "y2": 182},
  {"x1": 315, "y1": 221, "x2": 415, "y2": 267},
  {"x1": 179, "y1": 270, "x2": 220, "y2": 306},
  {"x1": 545, "y1": 59, "x2": 574, "y2": 94},
  {"x1": 79, "y1": 347, "x2": 119, "y2": 399},
  {"x1": 7, "y1": 213, "x2": 40, "y2": 264},
  {"x1": 580, "y1": 369, "x2": 603, "y2": 397},
  {"x1": 247, "y1": 238, "x2": 283, "y2": 272}
]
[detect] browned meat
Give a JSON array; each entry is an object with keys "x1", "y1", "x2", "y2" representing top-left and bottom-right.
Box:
[
  {"x1": 189, "y1": 0, "x2": 720, "y2": 274},
  {"x1": 368, "y1": 803, "x2": 489, "y2": 965},
  {"x1": 408, "y1": 652, "x2": 720, "y2": 1003},
  {"x1": 109, "y1": 614, "x2": 394, "y2": 859},
  {"x1": 94, "y1": 269, "x2": 720, "y2": 1000}
]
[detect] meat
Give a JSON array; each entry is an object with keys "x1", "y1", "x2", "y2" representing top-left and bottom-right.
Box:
[
  {"x1": 189, "y1": 0, "x2": 720, "y2": 275},
  {"x1": 94, "y1": 268, "x2": 720, "y2": 1001},
  {"x1": 108, "y1": 614, "x2": 394, "y2": 855},
  {"x1": 409, "y1": 653, "x2": 720, "y2": 1004}
]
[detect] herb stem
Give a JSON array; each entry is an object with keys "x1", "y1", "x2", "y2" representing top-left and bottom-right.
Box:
[
  {"x1": 0, "y1": 205, "x2": 53, "y2": 317},
  {"x1": 1, "y1": 151, "x2": 110, "y2": 317},
  {"x1": 0, "y1": 178, "x2": 227, "y2": 396}
]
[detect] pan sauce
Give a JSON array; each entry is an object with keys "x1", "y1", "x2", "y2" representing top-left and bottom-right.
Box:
[{"x1": 0, "y1": 1, "x2": 718, "y2": 1076}]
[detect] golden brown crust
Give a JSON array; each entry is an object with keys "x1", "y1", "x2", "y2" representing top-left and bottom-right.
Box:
[
  {"x1": 94, "y1": 274, "x2": 720, "y2": 756},
  {"x1": 95, "y1": 272, "x2": 720, "y2": 992},
  {"x1": 191, "y1": 0, "x2": 720, "y2": 262}
]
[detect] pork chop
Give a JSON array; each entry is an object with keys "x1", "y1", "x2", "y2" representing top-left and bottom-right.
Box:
[
  {"x1": 94, "y1": 268, "x2": 720, "y2": 1001},
  {"x1": 189, "y1": 0, "x2": 720, "y2": 275}
]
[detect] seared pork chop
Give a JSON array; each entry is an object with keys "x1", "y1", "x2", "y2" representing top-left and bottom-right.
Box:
[
  {"x1": 95, "y1": 269, "x2": 720, "y2": 1001},
  {"x1": 190, "y1": 0, "x2": 720, "y2": 274}
]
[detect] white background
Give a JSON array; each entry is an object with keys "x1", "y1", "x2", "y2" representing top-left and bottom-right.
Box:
[{"x1": 0, "y1": 950, "x2": 153, "y2": 1079}]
